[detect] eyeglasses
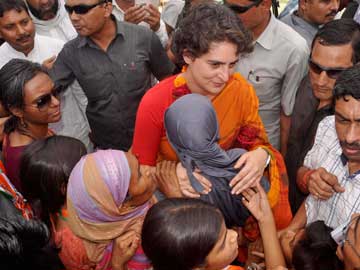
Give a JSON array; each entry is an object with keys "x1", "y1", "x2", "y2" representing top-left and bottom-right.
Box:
[
  {"x1": 308, "y1": 58, "x2": 349, "y2": 80},
  {"x1": 225, "y1": 0, "x2": 263, "y2": 14},
  {"x1": 25, "y1": 86, "x2": 62, "y2": 111},
  {"x1": 64, "y1": 0, "x2": 106, "y2": 15}
]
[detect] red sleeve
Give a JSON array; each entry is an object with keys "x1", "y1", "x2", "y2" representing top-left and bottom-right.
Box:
[{"x1": 132, "y1": 76, "x2": 175, "y2": 166}]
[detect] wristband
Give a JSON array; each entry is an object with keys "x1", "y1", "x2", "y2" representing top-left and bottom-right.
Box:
[{"x1": 298, "y1": 169, "x2": 315, "y2": 193}]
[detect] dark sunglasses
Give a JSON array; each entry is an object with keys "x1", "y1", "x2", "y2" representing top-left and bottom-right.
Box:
[
  {"x1": 225, "y1": 0, "x2": 263, "y2": 14},
  {"x1": 64, "y1": 0, "x2": 106, "y2": 15},
  {"x1": 308, "y1": 58, "x2": 348, "y2": 80},
  {"x1": 27, "y1": 86, "x2": 63, "y2": 111}
]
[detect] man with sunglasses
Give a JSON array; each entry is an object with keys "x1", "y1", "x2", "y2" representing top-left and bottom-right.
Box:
[
  {"x1": 0, "y1": 0, "x2": 92, "y2": 151},
  {"x1": 281, "y1": 0, "x2": 339, "y2": 47},
  {"x1": 50, "y1": 0, "x2": 174, "y2": 150},
  {"x1": 226, "y1": 0, "x2": 309, "y2": 156},
  {"x1": 283, "y1": 65, "x2": 360, "y2": 236},
  {"x1": 286, "y1": 19, "x2": 360, "y2": 214}
]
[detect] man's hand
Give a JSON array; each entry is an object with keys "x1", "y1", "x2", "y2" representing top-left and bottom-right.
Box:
[
  {"x1": 144, "y1": 4, "x2": 161, "y2": 31},
  {"x1": 176, "y1": 163, "x2": 212, "y2": 198},
  {"x1": 230, "y1": 148, "x2": 268, "y2": 195},
  {"x1": 42, "y1": 55, "x2": 56, "y2": 69},
  {"x1": 307, "y1": 167, "x2": 345, "y2": 200},
  {"x1": 155, "y1": 160, "x2": 182, "y2": 197},
  {"x1": 124, "y1": 4, "x2": 148, "y2": 25}
]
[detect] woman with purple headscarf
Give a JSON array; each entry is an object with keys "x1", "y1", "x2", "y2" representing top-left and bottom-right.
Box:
[{"x1": 66, "y1": 149, "x2": 156, "y2": 270}]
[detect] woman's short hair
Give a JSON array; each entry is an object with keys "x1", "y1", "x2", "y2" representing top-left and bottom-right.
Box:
[
  {"x1": 172, "y1": 2, "x2": 253, "y2": 65},
  {"x1": 0, "y1": 59, "x2": 48, "y2": 133},
  {"x1": 142, "y1": 198, "x2": 224, "y2": 270},
  {"x1": 292, "y1": 220, "x2": 343, "y2": 270},
  {"x1": 20, "y1": 136, "x2": 87, "y2": 223}
]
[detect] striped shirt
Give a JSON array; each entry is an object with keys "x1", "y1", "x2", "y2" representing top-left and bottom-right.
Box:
[{"x1": 304, "y1": 115, "x2": 360, "y2": 228}]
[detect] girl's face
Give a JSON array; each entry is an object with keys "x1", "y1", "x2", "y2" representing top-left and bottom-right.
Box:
[
  {"x1": 205, "y1": 222, "x2": 239, "y2": 270},
  {"x1": 13, "y1": 72, "x2": 61, "y2": 125},
  {"x1": 123, "y1": 151, "x2": 156, "y2": 208}
]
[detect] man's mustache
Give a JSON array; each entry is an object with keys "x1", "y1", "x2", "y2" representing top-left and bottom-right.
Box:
[
  {"x1": 326, "y1": 10, "x2": 337, "y2": 17},
  {"x1": 16, "y1": 34, "x2": 31, "y2": 42},
  {"x1": 340, "y1": 140, "x2": 360, "y2": 150}
]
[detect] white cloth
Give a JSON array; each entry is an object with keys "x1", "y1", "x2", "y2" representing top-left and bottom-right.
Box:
[
  {"x1": 161, "y1": 0, "x2": 184, "y2": 29},
  {"x1": 0, "y1": 34, "x2": 92, "y2": 151},
  {"x1": 112, "y1": 0, "x2": 168, "y2": 47},
  {"x1": 27, "y1": 0, "x2": 77, "y2": 42},
  {"x1": 236, "y1": 13, "x2": 309, "y2": 149},
  {"x1": 304, "y1": 115, "x2": 360, "y2": 228}
]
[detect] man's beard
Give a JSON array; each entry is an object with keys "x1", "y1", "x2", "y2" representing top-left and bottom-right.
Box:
[{"x1": 27, "y1": 0, "x2": 59, "y2": 20}]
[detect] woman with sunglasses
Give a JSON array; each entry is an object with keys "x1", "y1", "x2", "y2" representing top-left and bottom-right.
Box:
[{"x1": 0, "y1": 59, "x2": 61, "y2": 193}]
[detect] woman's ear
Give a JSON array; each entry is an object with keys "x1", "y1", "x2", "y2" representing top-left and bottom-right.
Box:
[
  {"x1": 183, "y1": 50, "x2": 195, "y2": 65},
  {"x1": 9, "y1": 107, "x2": 24, "y2": 119}
]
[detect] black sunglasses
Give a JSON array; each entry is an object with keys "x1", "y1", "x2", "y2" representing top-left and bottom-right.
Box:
[
  {"x1": 64, "y1": 0, "x2": 106, "y2": 15},
  {"x1": 308, "y1": 58, "x2": 348, "y2": 80},
  {"x1": 27, "y1": 86, "x2": 63, "y2": 111},
  {"x1": 225, "y1": 0, "x2": 263, "y2": 14}
]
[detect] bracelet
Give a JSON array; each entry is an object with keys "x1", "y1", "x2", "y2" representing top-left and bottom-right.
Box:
[
  {"x1": 298, "y1": 169, "x2": 315, "y2": 193},
  {"x1": 258, "y1": 147, "x2": 271, "y2": 168}
]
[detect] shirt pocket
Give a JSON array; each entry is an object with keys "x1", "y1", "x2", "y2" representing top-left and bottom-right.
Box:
[{"x1": 120, "y1": 60, "x2": 150, "y2": 95}]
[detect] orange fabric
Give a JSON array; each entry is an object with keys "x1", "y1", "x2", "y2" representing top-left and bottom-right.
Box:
[{"x1": 159, "y1": 74, "x2": 283, "y2": 208}]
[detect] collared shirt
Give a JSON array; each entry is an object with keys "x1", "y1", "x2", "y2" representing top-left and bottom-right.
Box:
[
  {"x1": 304, "y1": 115, "x2": 360, "y2": 228},
  {"x1": 112, "y1": 0, "x2": 168, "y2": 47},
  {"x1": 281, "y1": 11, "x2": 319, "y2": 48},
  {"x1": 236, "y1": 13, "x2": 309, "y2": 149},
  {"x1": 161, "y1": 0, "x2": 185, "y2": 29},
  {"x1": 286, "y1": 75, "x2": 333, "y2": 213},
  {"x1": 50, "y1": 20, "x2": 174, "y2": 150},
  {"x1": 0, "y1": 34, "x2": 91, "y2": 151}
]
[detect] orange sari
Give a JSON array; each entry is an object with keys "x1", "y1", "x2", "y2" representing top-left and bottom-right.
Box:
[{"x1": 159, "y1": 73, "x2": 291, "y2": 232}]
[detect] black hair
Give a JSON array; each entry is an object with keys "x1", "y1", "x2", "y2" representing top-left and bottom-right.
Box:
[
  {"x1": 0, "y1": 216, "x2": 60, "y2": 270},
  {"x1": 0, "y1": 0, "x2": 28, "y2": 17},
  {"x1": 292, "y1": 220, "x2": 343, "y2": 270},
  {"x1": 0, "y1": 59, "x2": 48, "y2": 134},
  {"x1": 142, "y1": 198, "x2": 224, "y2": 270},
  {"x1": 20, "y1": 136, "x2": 87, "y2": 226},
  {"x1": 173, "y1": 2, "x2": 253, "y2": 66},
  {"x1": 311, "y1": 18, "x2": 360, "y2": 64},
  {"x1": 333, "y1": 64, "x2": 360, "y2": 103}
]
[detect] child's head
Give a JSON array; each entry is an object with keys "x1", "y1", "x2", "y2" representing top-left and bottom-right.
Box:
[
  {"x1": 281, "y1": 220, "x2": 343, "y2": 270},
  {"x1": 142, "y1": 198, "x2": 238, "y2": 270},
  {"x1": 20, "y1": 136, "x2": 87, "y2": 217}
]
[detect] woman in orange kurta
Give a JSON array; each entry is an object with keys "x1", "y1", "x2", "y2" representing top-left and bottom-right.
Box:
[{"x1": 132, "y1": 3, "x2": 291, "y2": 231}]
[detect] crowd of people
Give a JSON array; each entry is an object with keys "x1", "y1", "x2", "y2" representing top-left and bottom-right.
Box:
[{"x1": 0, "y1": 0, "x2": 360, "y2": 269}]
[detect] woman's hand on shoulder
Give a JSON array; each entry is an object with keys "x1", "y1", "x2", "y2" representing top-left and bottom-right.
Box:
[{"x1": 230, "y1": 148, "x2": 269, "y2": 195}]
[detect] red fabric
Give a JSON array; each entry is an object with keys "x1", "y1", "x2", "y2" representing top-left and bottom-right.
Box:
[
  {"x1": 132, "y1": 75, "x2": 177, "y2": 165},
  {"x1": 3, "y1": 135, "x2": 26, "y2": 193}
]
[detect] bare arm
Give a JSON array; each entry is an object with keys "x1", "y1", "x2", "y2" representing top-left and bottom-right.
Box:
[
  {"x1": 242, "y1": 185, "x2": 286, "y2": 269},
  {"x1": 280, "y1": 109, "x2": 291, "y2": 157},
  {"x1": 286, "y1": 201, "x2": 307, "y2": 232}
]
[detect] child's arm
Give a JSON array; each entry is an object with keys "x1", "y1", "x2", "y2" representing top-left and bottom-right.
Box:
[{"x1": 242, "y1": 184, "x2": 286, "y2": 269}]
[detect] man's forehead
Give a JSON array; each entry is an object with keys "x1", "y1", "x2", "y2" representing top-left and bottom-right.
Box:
[
  {"x1": 66, "y1": 0, "x2": 100, "y2": 5},
  {"x1": 0, "y1": 9, "x2": 30, "y2": 24},
  {"x1": 311, "y1": 41, "x2": 353, "y2": 67}
]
